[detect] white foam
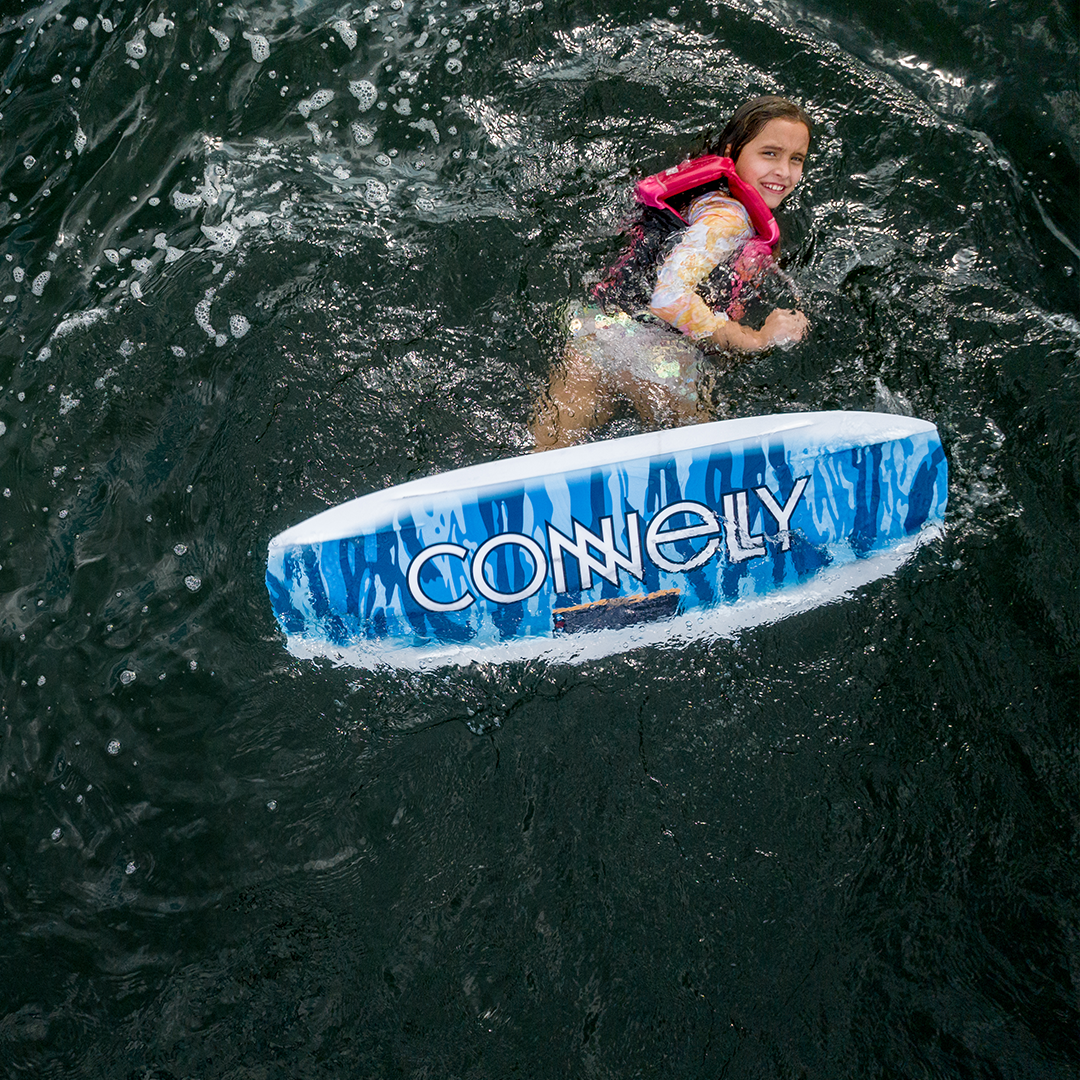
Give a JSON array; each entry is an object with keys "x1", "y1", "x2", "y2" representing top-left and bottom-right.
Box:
[
  {"x1": 364, "y1": 178, "x2": 388, "y2": 205},
  {"x1": 298, "y1": 89, "x2": 335, "y2": 118},
  {"x1": 242, "y1": 31, "x2": 270, "y2": 62},
  {"x1": 195, "y1": 290, "x2": 216, "y2": 336},
  {"x1": 125, "y1": 31, "x2": 147, "y2": 59},
  {"x1": 200, "y1": 222, "x2": 241, "y2": 252},
  {"x1": 333, "y1": 20, "x2": 358, "y2": 49},
  {"x1": 349, "y1": 79, "x2": 378, "y2": 111},
  {"x1": 53, "y1": 309, "x2": 108, "y2": 338}
]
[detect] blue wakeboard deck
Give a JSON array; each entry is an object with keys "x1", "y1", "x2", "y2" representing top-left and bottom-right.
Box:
[{"x1": 267, "y1": 411, "x2": 947, "y2": 669}]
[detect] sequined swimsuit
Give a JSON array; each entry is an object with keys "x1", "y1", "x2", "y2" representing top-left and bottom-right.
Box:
[{"x1": 566, "y1": 190, "x2": 754, "y2": 400}]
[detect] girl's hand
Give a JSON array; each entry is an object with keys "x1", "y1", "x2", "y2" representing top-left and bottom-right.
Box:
[
  {"x1": 759, "y1": 307, "x2": 808, "y2": 346},
  {"x1": 707, "y1": 307, "x2": 809, "y2": 352}
]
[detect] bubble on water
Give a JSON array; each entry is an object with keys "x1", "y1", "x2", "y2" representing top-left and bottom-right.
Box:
[
  {"x1": 349, "y1": 79, "x2": 378, "y2": 111},
  {"x1": 52, "y1": 828, "x2": 63, "y2": 841},
  {"x1": 125, "y1": 861, "x2": 137, "y2": 874},
  {"x1": 107, "y1": 739, "x2": 121, "y2": 755},
  {"x1": 333, "y1": 20, "x2": 358, "y2": 49},
  {"x1": 189, "y1": 659, "x2": 198, "y2": 671},
  {"x1": 416, "y1": 197, "x2": 434, "y2": 211},
  {"x1": 12, "y1": 266, "x2": 24, "y2": 282},
  {"x1": 446, "y1": 38, "x2": 460, "y2": 52},
  {"x1": 31, "y1": 272, "x2": 50, "y2": 295},
  {"x1": 59, "y1": 393, "x2": 80, "y2": 415},
  {"x1": 230, "y1": 314, "x2": 250, "y2": 338},
  {"x1": 195, "y1": 291, "x2": 216, "y2": 337},
  {"x1": 393, "y1": 97, "x2": 412, "y2": 115},
  {"x1": 73, "y1": 16, "x2": 88, "y2": 30},
  {"x1": 173, "y1": 543, "x2": 188, "y2": 556},
  {"x1": 149, "y1": 15, "x2": 174, "y2": 38},
  {"x1": 375, "y1": 152, "x2": 391, "y2": 167},
  {"x1": 37, "y1": 675, "x2": 46, "y2": 686},
  {"x1": 130, "y1": 281, "x2": 143, "y2": 299},
  {"x1": 132, "y1": 257, "x2": 152, "y2": 274},
  {"x1": 365, "y1": 178, "x2": 389, "y2": 205},
  {"x1": 201, "y1": 222, "x2": 240, "y2": 252},
  {"x1": 298, "y1": 89, "x2": 335, "y2": 118},
  {"x1": 242, "y1": 31, "x2": 270, "y2": 63},
  {"x1": 126, "y1": 30, "x2": 147, "y2": 59},
  {"x1": 410, "y1": 117, "x2": 440, "y2": 143},
  {"x1": 185, "y1": 575, "x2": 202, "y2": 592},
  {"x1": 120, "y1": 669, "x2": 136, "y2": 685},
  {"x1": 445, "y1": 57, "x2": 462, "y2": 74},
  {"x1": 351, "y1": 122, "x2": 375, "y2": 146},
  {"x1": 170, "y1": 345, "x2": 185, "y2": 357},
  {"x1": 267, "y1": 799, "x2": 278, "y2": 811},
  {"x1": 0, "y1": 422, "x2": 6, "y2": 437},
  {"x1": 165, "y1": 246, "x2": 185, "y2": 263},
  {"x1": 99, "y1": 16, "x2": 114, "y2": 33},
  {"x1": 23, "y1": 156, "x2": 36, "y2": 170},
  {"x1": 104, "y1": 249, "x2": 120, "y2": 265},
  {"x1": 172, "y1": 190, "x2": 202, "y2": 210},
  {"x1": 153, "y1": 233, "x2": 168, "y2": 249},
  {"x1": 209, "y1": 27, "x2": 230, "y2": 50},
  {"x1": 74, "y1": 126, "x2": 87, "y2": 154}
]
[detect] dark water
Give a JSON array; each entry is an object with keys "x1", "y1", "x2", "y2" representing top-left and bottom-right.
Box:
[{"x1": 1, "y1": 0, "x2": 1076, "y2": 1075}]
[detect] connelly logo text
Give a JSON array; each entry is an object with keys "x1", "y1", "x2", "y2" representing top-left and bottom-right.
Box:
[{"x1": 405, "y1": 479, "x2": 809, "y2": 612}]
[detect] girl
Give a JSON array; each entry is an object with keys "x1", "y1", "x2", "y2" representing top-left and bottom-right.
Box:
[{"x1": 531, "y1": 96, "x2": 812, "y2": 450}]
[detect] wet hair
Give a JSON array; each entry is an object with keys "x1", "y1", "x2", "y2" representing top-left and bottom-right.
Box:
[
  {"x1": 707, "y1": 95, "x2": 813, "y2": 162},
  {"x1": 593, "y1": 96, "x2": 812, "y2": 311}
]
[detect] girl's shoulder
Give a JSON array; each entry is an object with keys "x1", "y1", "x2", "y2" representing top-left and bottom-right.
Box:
[{"x1": 686, "y1": 190, "x2": 751, "y2": 229}]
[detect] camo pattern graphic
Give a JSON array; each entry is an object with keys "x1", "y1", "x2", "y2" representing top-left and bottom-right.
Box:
[{"x1": 267, "y1": 427, "x2": 947, "y2": 655}]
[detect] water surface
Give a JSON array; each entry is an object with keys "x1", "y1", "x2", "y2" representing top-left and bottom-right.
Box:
[{"x1": 0, "y1": 0, "x2": 1076, "y2": 1076}]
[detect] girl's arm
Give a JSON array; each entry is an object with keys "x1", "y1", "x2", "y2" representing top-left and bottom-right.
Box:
[{"x1": 648, "y1": 197, "x2": 807, "y2": 351}]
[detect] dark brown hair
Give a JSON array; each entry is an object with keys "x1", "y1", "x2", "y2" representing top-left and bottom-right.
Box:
[{"x1": 708, "y1": 95, "x2": 813, "y2": 162}]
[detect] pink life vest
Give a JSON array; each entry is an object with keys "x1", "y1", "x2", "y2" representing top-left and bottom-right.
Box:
[{"x1": 636, "y1": 155, "x2": 779, "y2": 320}]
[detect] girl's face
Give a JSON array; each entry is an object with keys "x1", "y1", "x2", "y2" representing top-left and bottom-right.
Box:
[{"x1": 729, "y1": 118, "x2": 810, "y2": 210}]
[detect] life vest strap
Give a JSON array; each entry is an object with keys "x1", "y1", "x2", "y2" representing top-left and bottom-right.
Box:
[{"x1": 635, "y1": 155, "x2": 780, "y2": 250}]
